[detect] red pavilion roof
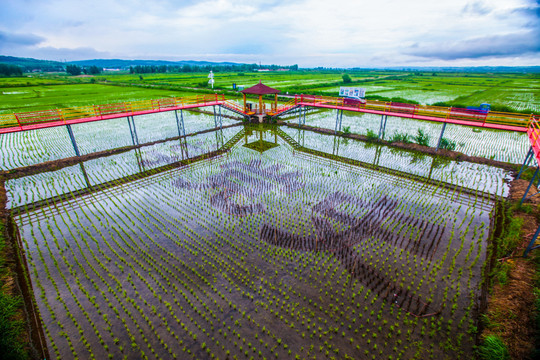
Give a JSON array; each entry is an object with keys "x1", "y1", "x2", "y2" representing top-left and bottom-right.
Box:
[{"x1": 241, "y1": 81, "x2": 280, "y2": 95}]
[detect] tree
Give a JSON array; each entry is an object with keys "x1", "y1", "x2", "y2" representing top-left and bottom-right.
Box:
[
  {"x1": 66, "y1": 64, "x2": 82, "y2": 76},
  {"x1": 88, "y1": 65, "x2": 102, "y2": 75},
  {"x1": 0, "y1": 64, "x2": 22, "y2": 77},
  {"x1": 342, "y1": 74, "x2": 352, "y2": 83}
]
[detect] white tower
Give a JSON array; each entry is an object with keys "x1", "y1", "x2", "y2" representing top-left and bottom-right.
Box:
[{"x1": 208, "y1": 70, "x2": 215, "y2": 89}]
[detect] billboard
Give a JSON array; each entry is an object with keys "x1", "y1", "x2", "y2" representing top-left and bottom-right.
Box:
[{"x1": 339, "y1": 87, "x2": 365, "y2": 99}]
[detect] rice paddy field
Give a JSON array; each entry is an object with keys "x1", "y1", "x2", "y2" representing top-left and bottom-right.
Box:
[
  {"x1": 0, "y1": 69, "x2": 537, "y2": 359},
  {"x1": 1, "y1": 71, "x2": 539, "y2": 114},
  {"x1": 1, "y1": 96, "x2": 529, "y2": 359}
]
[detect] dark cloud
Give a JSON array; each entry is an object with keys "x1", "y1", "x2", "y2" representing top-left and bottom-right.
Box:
[
  {"x1": 407, "y1": 30, "x2": 540, "y2": 60},
  {"x1": 0, "y1": 30, "x2": 45, "y2": 48}
]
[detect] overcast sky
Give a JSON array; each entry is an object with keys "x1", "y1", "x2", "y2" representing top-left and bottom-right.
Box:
[{"x1": 0, "y1": 0, "x2": 538, "y2": 67}]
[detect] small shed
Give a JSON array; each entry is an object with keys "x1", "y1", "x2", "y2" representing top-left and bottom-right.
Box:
[{"x1": 240, "y1": 81, "x2": 280, "y2": 114}]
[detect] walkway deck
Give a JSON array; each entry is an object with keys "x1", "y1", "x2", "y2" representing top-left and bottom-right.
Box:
[
  {"x1": 0, "y1": 95, "x2": 227, "y2": 134},
  {"x1": 297, "y1": 102, "x2": 527, "y2": 132},
  {"x1": 0, "y1": 93, "x2": 535, "y2": 136},
  {"x1": 294, "y1": 95, "x2": 532, "y2": 133}
]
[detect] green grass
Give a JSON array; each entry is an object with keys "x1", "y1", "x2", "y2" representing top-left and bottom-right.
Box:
[
  {"x1": 389, "y1": 132, "x2": 412, "y2": 144},
  {"x1": 0, "y1": 220, "x2": 28, "y2": 360},
  {"x1": 0, "y1": 292, "x2": 27, "y2": 360},
  {"x1": 414, "y1": 129, "x2": 429, "y2": 146},
  {"x1": 498, "y1": 208, "x2": 524, "y2": 258},
  {"x1": 365, "y1": 129, "x2": 379, "y2": 141},
  {"x1": 477, "y1": 335, "x2": 510, "y2": 360},
  {"x1": 439, "y1": 138, "x2": 456, "y2": 151}
]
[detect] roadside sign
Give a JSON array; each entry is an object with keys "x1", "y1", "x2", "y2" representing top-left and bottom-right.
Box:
[{"x1": 339, "y1": 87, "x2": 365, "y2": 99}]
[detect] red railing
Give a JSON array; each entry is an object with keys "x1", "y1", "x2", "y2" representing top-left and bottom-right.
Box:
[
  {"x1": 0, "y1": 92, "x2": 534, "y2": 133},
  {"x1": 270, "y1": 98, "x2": 297, "y2": 115},
  {"x1": 222, "y1": 100, "x2": 245, "y2": 114},
  {"x1": 528, "y1": 115, "x2": 540, "y2": 161},
  {"x1": 0, "y1": 94, "x2": 226, "y2": 131},
  {"x1": 296, "y1": 94, "x2": 531, "y2": 130}
]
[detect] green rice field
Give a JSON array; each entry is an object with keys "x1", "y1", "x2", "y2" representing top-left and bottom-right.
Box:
[{"x1": 1, "y1": 71, "x2": 538, "y2": 114}]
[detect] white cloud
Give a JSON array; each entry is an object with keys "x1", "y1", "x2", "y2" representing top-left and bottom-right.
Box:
[{"x1": 0, "y1": 0, "x2": 538, "y2": 67}]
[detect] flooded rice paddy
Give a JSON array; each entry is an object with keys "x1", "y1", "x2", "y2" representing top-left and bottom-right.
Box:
[{"x1": 2, "y1": 109, "x2": 520, "y2": 360}]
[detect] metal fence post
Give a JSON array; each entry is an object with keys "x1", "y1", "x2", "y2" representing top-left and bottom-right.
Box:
[
  {"x1": 381, "y1": 115, "x2": 388, "y2": 140},
  {"x1": 127, "y1": 116, "x2": 139, "y2": 146},
  {"x1": 175, "y1": 109, "x2": 186, "y2": 137},
  {"x1": 517, "y1": 146, "x2": 533, "y2": 179},
  {"x1": 218, "y1": 105, "x2": 223, "y2": 130},
  {"x1": 436, "y1": 122, "x2": 448, "y2": 150},
  {"x1": 378, "y1": 115, "x2": 387, "y2": 140},
  {"x1": 335, "y1": 109, "x2": 343, "y2": 134},
  {"x1": 520, "y1": 167, "x2": 539, "y2": 206},
  {"x1": 523, "y1": 225, "x2": 540, "y2": 257},
  {"x1": 66, "y1": 124, "x2": 80, "y2": 157}
]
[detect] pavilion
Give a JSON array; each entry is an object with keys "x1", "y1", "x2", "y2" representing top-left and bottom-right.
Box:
[{"x1": 240, "y1": 81, "x2": 280, "y2": 114}]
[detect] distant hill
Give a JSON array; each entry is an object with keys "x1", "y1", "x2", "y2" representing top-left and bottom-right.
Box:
[
  {"x1": 0, "y1": 55, "x2": 65, "y2": 72},
  {"x1": 2, "y1": 55, "x2": 539, "y2": 73},
  {"x1": 68, "y1": 59, "x2": 252, "y2": 69},
  {"x1": 357, "y1": 66, "x2": 540, "y2": 73},
  {"x1": 0, "y1": 56, "x2": 255, "y2": 72}
]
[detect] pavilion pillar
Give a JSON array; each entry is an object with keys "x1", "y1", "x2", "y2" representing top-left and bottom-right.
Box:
[
  {"x1": 274, "y1": 93, "x2": 278, "y2": 112},
  {"x1": 243, "y1": 93, "x2": 247, "y2": 112},
  {"x1": 259, "y1": 95, "x2": 262, "y2": 114}
]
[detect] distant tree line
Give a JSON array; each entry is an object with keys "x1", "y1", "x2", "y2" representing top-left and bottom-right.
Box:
[
  {"x1": 65, "y1": 65, "x2": 102, "y2": 76},
  {"x1": 0, "y1": 64, "x2": 23, "y2": 77},
  {"x1": 129, "y1": 63, "x2": 299, "y2": 74}
]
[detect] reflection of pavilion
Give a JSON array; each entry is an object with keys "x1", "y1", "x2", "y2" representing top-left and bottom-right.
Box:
[
  {"x1": 243, "y1": 125, "x2": 279, "y2": 153},
  {"x1": 241, "y1": 81, "x2": 280, "y2": 122}
]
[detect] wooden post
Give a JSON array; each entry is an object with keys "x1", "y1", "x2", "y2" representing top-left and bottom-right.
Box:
[
  {"x1": 243, "y1": 93, "x2": 247, "y2": 112},
  {"x1": 275, "y1": 93, "x2": 278, "y2": 112},
  {"x1": 259, "y1": 95, "x2": 262, "y2": 114}
]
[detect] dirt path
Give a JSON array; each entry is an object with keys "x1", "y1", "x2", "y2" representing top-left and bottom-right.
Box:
[{"x1": 481, "y1": 180, "x2": 539, "y2": 359}]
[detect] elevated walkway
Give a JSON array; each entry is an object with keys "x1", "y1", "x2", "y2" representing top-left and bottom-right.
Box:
[
  {"x1": 0, "y1": 93, "x2": 535, "y2": 135},
  {"x1": 0, "y1": 95, "x2": 228, "y2": 134},
  {"x1": 293, "y1": 95, "x2": 532, "y2": 132}
]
